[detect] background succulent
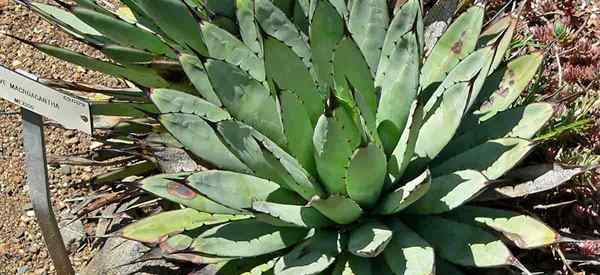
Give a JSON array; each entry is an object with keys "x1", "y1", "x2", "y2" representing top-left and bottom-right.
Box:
[{"x1": 11, "y1": 0, "x2": 564, "y2": 274}]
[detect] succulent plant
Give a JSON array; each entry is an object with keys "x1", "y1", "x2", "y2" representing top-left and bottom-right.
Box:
[{"x1": 16, "y1": 0, "x2": 562, "y2": 273}]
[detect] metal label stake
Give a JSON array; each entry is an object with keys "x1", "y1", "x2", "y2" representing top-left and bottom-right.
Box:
[
  {"x1": 22, "y1": 109, "x2": 75, "y2": 275},
  {"x1": 1, "y1": 66, "x2": 92, "y2": 274}
]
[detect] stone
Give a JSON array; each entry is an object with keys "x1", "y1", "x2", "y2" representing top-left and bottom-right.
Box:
[
  {"x1": 59, "y1": 218, "x2": 85, "y2": 251},
  {"x1": 25, "y1": 210, "x2": 35, "y2": 217},
  {"x1": 58, "y1": 165, "x2": 72, "y2": 175},
  {"x1": 82, "y1": 237, "x2": 189, "y2": 275},
  {"x1": 65, "y1": 137, "x2": 79, "y2": 145},
  {"x1": 16, "y1": 266, "x2": 29, "y2": 274},
  {"x1": 152, "y1": 147, "x2": 198, "y2": 173},
  {"x1": 21, "y1": 202, "x2": 33, "y2": 211},
  {"x1": 64, "y1": 130, "x2": 76, "y2": 138}
]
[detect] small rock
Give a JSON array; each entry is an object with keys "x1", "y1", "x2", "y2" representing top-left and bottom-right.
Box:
[
  {"x1": 27, "y1": 244, "x2": 39, "y2": 254},
  {"x1": 15, "y1": 228, "x2": 25, "y2": 239},
  {"x1": 25, "y1": 210, "x2": 35, "y2": 217},
  {"x1": 89, "y1": 141, "x2": 103, "y2": 150},
  {"x1": 58, "y1": 165, "x2": 72, "y2": 175},
  {"x1": 59, "y1": 218, "x2": 85, "y2": 251},
  {"x1": 65, "y1": 137, "x2": 79, "y2": 145},
  {"x1": 17, "y1": 266, "x2": 29, "y2": 274},
  {"x1": 21, "y1": 202, "x2": 33, "y2": 211}
]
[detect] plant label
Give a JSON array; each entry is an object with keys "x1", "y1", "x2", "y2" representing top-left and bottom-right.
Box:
[{"x1": 0, "y1": 65, "x2": 92, "y2": 134}]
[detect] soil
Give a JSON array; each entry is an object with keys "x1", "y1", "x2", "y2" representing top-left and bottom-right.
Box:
[{"x1": 0, "y1": 0, "x2": 122, "y2": 273}]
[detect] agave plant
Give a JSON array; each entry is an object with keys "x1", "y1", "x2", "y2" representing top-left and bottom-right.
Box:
[{"x1": 14, "y1": 0, "x2": 562, "y2": 273}]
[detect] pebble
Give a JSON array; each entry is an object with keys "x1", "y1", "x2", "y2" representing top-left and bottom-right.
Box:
[
  {"x1": 21, "y1": 202, "x2": 33, "y2": 211},
  {"x1": 15, "y1": 228, "x2": 25, "y2": 239},
  {"x1": 58, "y1": 165, "x2": 72, "y2": 175},
  {"x1": 25, "y1": 210, "x2": 35, "y2": 217},
  {"x1": 16, "y1": 266, "x2": 29, "y2": 274},
  {"x1": 65, "y1": 137, "x2": 79, "y2": 145}
]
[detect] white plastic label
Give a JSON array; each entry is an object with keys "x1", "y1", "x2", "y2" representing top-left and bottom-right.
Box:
[{"x1": 0, "y1": 65, "x2": 92, "y2": 134}]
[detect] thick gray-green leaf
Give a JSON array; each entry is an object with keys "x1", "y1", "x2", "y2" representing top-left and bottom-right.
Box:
[
  {"x1": 206, "y1": 59, "x2": 286, "y2": 146},
  {"x1": 407, "y1": 216, "x2": 516, "y2": 268},
  {"x1": 187, "y1": 170, "x2": 302, "y2": 211},
  {"x1": 375, "y1": 0, "x2": 419, "y2": 87},
  {"x1": 150, "y1": 88, "x2": 230, "y2": 122},
  {"x1": 384, "y1": 219, "x2": 435, "y2": 275},
  {"x1": 420, "y1": 5, "x2": 484, "y2": 91},
  {"x1": 387, "y1": 101, "x2": 424, "y2": 182},
  {"x1": 159, "y1": 113, "x2": 250, "y2": 173},
  {"x1": 375, "y1": 169, "x2": 431, "y2": 215},
  {"x1": 436, "y1": 258, "x2": 467, "y2": 275},
  {"x1": 292, "y1": 0, "x2": 310, "y2": 35},
  {"x1": 122, "y1": 208, "x2": 249, "y2": 243},
  {"x1": 34, "y1": 43, "x2": 169, "y2": 88},
  {"x1": 236, "y1": 0, "x2": 263, "y2": 56},
  {"x1": 348, "y1": 0, "x2": 390, "y2": 75},
  {"x1": 331, "y1": 255, "x2": 374, "y2": 275},
  {"x1": 250, "y1": 127, "x2": 326, "y2": 200},
  {"x1": 191, "y1": 219, "x2": 308, "y2": 257},
  {"x1": 252, "y1": 201, "x2": 332, "y2": 228},
  {"x1": 346, "y1": 143, "x2": 387, "y2": 208},
  {"x1": 327, "y1": 0, "x2": 347, "y2": 18},
  {"x1": 179, "y1": 54, "x2": 222, "y2": 106},
  {"x1": 201, "y1": 22, "x2": 265, "y2": 81},
  {"x1": 313, "y1": 107, "x2": 361, "y2": 195},
  {"x1": 405, "y1": 170, "x2": 489, "y2": 214},
  {"x1": 413, "y1": 82, "x2": 470, "y2": 161},
  {"x1": 310, "y1": 0, "x2": 344, "y2": 90},
  {"x1": 348, "y1": 221, "x2": 393, "y2": 258},
  {"x1": 278, "y1": 89, "x2": 316, "y2": 175},
  {"x1": 333, "y1": 37, "x2": 378, "y2": 117},
  {"x1": 446, "y1": 206, "x2": 560, "y2": 249},
  {"x1": 472, "y1": 53, "x2": 544, "y2": 121},
  {"x1": 91, "y1": 102, "x2": 157, "y2": 117},
  {"x1": 255, "y1": 0, "x2": 312, "y2": 69},
  {"x1": 203, "y1": 0, "x2": 235, "y2": 17},
  {"x1": 131, "y1": 0, "x2": 208, "y2": 55},
  {"x1": 31, "y1": 2, "x2": 103, "y2": 41},
  {"x1": 376, "y1": 33, "x2": 420, "y2": 154},
  {"x1": 72, "y1": 6, "x2": 175, "y2": 56},
  {"x1": 199, "y1": 256, "x2": 278, "y2": 275},
  {"x1": 479, "y1": 15, "x2": 516, "y2": 72},
  {"x1": 437, "y1": 103, "x2": 554, "y2": 162},
  {"x1": 422, "y1": 47, "x2": 493, "y2": 114},
  {"x1": 100, "y1": 44, "x2": 156, "y2": 64},
  {"x1": 264, "y1": 37, "x2": 324, "y2": 124},
  {"x1": 310, "y1": 195, "x2": 363, "y2": 225},
  {"x1": 432, "y1": 137, "x2": 536, "y2": 180},
  {"x1": 139, "y1": 173, "x2": 240, "y2": 214},
  {"x1": 274, "y1": 230, "x2": 342, "y2": 275},
  {"x1": 217, "y1": 120, "x2": 317, "y2": 199}
]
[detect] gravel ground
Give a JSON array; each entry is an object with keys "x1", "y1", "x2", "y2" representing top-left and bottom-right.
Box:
[{"x1": 0, "y1": 0, "x2": 122, "y2": 273}]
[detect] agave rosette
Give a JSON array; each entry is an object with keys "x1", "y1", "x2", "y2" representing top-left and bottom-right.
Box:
[{"x1": 17, "y1": 0, "x2": 561, "y2": 273}]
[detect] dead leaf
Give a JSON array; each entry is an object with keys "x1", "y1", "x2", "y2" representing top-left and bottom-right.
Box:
[{"x1": 476, "y1": 163, "x2": 599, "y2": 201}]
